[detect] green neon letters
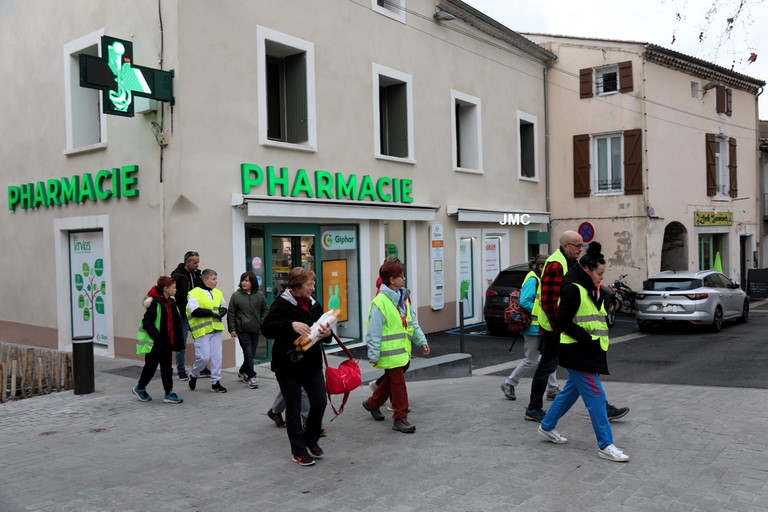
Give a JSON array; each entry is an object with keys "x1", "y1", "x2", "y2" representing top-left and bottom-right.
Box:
[
  {"x1": 8, "y1": 165, "x2": 139, "y2": 211},
  {"x1": 241, "y1": 164, "x2": 413, "y2": 204}
]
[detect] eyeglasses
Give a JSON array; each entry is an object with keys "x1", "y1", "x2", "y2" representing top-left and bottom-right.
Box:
[{"x1": 566, "y1": 243, "x2": 584, "y2": 250}]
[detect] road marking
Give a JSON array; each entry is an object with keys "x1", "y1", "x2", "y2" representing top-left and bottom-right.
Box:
[{"x1": 473, "y1": 331, "x2": 648, "y2": 376}]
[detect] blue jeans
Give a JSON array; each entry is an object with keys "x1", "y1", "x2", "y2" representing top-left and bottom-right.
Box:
[
  {"x1": 176, "y1": 317, "x2": 190, "y2": 373},
  {"x1": 541, "y1": 369, "x2": 613, "y2": 449},
  {"x1": 238, "y1": 332, "x2": 260, "y2": 378}
]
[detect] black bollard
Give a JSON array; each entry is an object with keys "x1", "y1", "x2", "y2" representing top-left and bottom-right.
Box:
[
  {"x1": 459, "y1": 302, "x2": 465, "y2": 353},
  {"x1": 72, "y1": 336, "x2": 95, "y2": 395}
]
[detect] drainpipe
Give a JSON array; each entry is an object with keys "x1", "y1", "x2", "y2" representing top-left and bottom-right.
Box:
[{"x1": 543, "y1": 65, "x2": 551, "y2": 252}]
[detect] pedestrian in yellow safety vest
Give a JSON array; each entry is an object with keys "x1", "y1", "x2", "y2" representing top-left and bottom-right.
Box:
[{"x1": 187, "y1": 269, "x2": 228, "y2": 393}]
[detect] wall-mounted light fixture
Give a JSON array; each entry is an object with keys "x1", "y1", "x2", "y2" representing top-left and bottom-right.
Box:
[
  {"x1": 703, "y1": 80, "x2": 722, "y2": 91},
  {"x1": 434, "y1": 9, "x2": 456, "y2": 21}
]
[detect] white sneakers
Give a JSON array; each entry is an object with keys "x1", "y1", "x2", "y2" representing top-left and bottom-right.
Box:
[
  {"x1": 537, "y1": 425, "x2": 568, "y2": 444},
  {"x1": 598, "y1": 444, "x2": 630, "y2": 462}
]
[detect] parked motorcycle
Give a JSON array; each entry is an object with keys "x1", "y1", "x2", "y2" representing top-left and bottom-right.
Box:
[{"x1": 605, "y1": 274, "x2": 637, "y2": 327}]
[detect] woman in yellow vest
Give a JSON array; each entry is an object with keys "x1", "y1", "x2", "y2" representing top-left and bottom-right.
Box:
[
  {"x1": 537, "y1": 242, "x2": 630, "y2": 462},
  {"x1": 133, "y1": 276, "x2": 184, "y2": 404},
  {"x1": 362, "y1": 261, "x2": 430, "y2": 433}
]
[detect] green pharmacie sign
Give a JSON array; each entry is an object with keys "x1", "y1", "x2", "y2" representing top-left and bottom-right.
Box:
[
  {"x1": 241, "y1": 164, "x2": 414, "y2": 203},
  {"x1": 8, "y1": 165, "x2": 139, "y2": 211}
]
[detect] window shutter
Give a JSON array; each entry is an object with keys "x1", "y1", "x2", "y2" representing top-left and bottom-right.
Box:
[
  {"x1": 618, "y1": 61, "x2": 633, "y2": 93},
  {"x1": 623, "y1": 129, "x2": 642, "y2": 195},
  {"x1": 705, "y1": 133, "x2": 717, "y2": 196},
  {"x1": 726, "y1": 89, "x2": 733, "y2": 116},
  {"x1": 716, "y1": 86, "x2": 726, "y2": 114},
  {"x1": 573, "y1": 134, "x2": 591, "y2": 197},
  {"x1": 728, "y1": 137, "x2": 738, "y2": 198},
  {"x1": 579, "y1": 68, "x2": 593, "y2": 99},
  {"x1": 285, "y1": 52, "x2": 308, "y2": 144}
]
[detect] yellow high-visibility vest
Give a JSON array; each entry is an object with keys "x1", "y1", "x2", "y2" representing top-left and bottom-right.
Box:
[
  {"x1": 367, "y1": 293, "x2": 411, "y2": 369},
  {"x1": 136, "y1": 303, "x2": 160, "y2": 355},
  {"x1": 560, "y1": 284, "x2": 609, "y2": 351},
  {"x1": 187, "y1": 287, "x2": 224, "y2": 339}
]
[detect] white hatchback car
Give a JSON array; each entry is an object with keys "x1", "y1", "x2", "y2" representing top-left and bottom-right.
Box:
[{"x1": 634, "y1": 270, "x2": 749, "y2": 332}]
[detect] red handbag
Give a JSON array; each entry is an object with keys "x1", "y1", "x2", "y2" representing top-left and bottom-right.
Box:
[{"x1": 322, "y1": 332, "x2": 362, "y2": 420}]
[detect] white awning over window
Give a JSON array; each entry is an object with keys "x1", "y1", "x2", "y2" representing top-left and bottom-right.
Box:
[
  {"x1": 447, "y1": 205, "x2": 550, "y2": 224},
  {"x1": 233, "y1": 194, "x2": 440, "y2": 221}
]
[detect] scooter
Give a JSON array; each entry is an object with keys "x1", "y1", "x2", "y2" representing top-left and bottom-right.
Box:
[{"x1": 605, "y1": 274, "x2": 637, "y2": 327}]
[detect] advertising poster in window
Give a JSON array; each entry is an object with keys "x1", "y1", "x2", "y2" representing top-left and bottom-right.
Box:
[
  {"x1": 459, "y1": 238, "x2": 473, "y2": 318},
  {"x1": 484, "y1": 236, "x2": 500, "y2": 287},
  {"x1": 69, "y1": 231, "x2": 109, "y2": 345},
  {"x1": 322, "y1": 259, "x2": 348, "y2": 322}
]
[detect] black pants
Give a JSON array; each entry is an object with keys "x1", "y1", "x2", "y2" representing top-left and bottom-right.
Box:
[
  {"x1": 138, "y1": 344, "x2": 173, "y2": 393},
  {"x1": 527, "y1": 329, "x2": 560, "y2": 412},
  {"x1": 276, "y1": 370, "x2": 327, "y2": 457}
]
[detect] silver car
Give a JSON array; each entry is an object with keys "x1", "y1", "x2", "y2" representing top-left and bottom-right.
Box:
[{"x1": 634, "y1": 270, "x2": 749, "y2": 332}]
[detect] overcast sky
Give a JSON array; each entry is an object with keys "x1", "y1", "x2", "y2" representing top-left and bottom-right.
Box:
[{"x1": 463, "y1": 0, "x2": 768, "y2": 117}]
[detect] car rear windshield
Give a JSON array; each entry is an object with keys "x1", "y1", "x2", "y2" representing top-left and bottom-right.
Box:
[
  {"x1": 644, "y1": 278, "x2": 702, "y2": 291},
  {"x1": 493, "y1": 271, "x2": 527, "y2": 288}
]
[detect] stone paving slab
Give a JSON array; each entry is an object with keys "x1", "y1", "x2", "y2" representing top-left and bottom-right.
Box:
[{"x1": 2, "y1": 354, "x2": 768, "y2": 512}]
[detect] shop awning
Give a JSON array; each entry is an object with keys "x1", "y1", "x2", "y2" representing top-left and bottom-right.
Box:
[
  {"x1": 446, "y1": 205, "x2": 550, "y2": 224},
  {"x1": 233, "y1": 194, "x2": 440, "y2": 221}
]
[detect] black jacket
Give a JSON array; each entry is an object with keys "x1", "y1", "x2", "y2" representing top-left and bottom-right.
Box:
[
  {"x1": 142, "y1": 286, "x2": 183, "y2": 353},
  {"x1": 171, "y1": 263, "x2": 202, "y2": 315},
  {"x1": 556, "y1": 264, "x2": 610, "y2": 375},
  {"x1": 261, "y1": 290, "x2": 331, "y2": 378}
]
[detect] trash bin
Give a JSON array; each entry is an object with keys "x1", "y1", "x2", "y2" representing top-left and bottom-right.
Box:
[{"x1": 72, "y1": 335, "x2": 94, "y2": 395}]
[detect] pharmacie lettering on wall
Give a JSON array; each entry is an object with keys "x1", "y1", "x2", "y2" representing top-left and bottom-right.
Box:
[
  {"x1": 7, "y1": 165, "x2": 139, "y2": 211},
  {"x1": 241, "y1": 164, "x2": 414, "y2": 203}
]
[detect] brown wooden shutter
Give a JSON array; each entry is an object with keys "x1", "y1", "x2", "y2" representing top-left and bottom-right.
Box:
[
  {"x1": 573, "y1": 134, "x2": 591, "y2": 197},
  {"x1": 729, "y1": 137, "x2": 738, "y2": 197},
  {"x1": 623, "y1": 129, "x2": 642, "y2": 195},
  {"x1": 619, "y1": 61, "x2": 633, "y2": 93},
  {"x1": 579, "y1": 68, "x2": 593, "y2": 99},
  {"x1": 705, "y1": 133, "x2": 717, "y2": 196},
  {"x1": 726, "y1": 89, "x2": 733, "y2": 116},
  {"x1": 716, "y1": 86, "x2": 726, "y2": 114}
]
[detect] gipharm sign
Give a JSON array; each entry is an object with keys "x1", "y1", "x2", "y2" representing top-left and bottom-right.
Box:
[
  {"x1": 8, "y1": 165, "x2": 139, "y2": 211},
  {"x1": 241, "y1": 164, "x2": 414, "y2": 203}
]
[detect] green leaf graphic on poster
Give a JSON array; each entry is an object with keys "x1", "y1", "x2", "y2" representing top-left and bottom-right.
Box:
[
  {"x1": 87, "y1": 284, "x2": 91, "y2": 292},
  {"x1": 100, "y1": 281, "x2": 106, "y2": 294},
  {"x1": 78, "y1": 294, "x2": 85, "y2": 308},
  {"x1": 83, "y1": 308, "x2": 90, "y2": 321},
  {"x1": 75, "y1": 274, "x2": 84, "y2": 291},
  {"x1": 94, "y1": 259, "x2": 104, "y2": 277},
  {"x1": 95, "y1": 296, "x2": 104, "y2": 314},
  {"x1": 82, "y1": 262, "x2": 90, "y2": 277}
]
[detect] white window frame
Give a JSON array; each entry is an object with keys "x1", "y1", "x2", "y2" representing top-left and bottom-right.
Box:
[
  {"x1": 372, "y1": 0, "x2": 405, "y2": 23},
  {"x1": 372, "y1": 63, "x2": 415, "y2": 163},
  {"x1": 592, "y1": 132, "x2": 624, "y2": 195},
  {"x1": 714, "y1": 135, "x2": 730, "y2": 198},
  {"x1": 451, "y1": 90, "x2": 483, "y2": 174},
  {"x1": 595, "y1": 64, "x2": 619, "y2": 96},
  {"x1": 517, "y1": 110, "x2": 538, "y2": 181},
  {"x1": 257, "y1": 26, "x2": 317, "y2": 152},
  {"x1": 63, "y1": 30, "x2": 107, "y2": 154}
]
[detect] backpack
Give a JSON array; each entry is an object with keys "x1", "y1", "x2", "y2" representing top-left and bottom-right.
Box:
[
  {"x1": 504, "y1": 289, "x2": 531, "y2": 333},
  {"x1": 322, "y1": 332, "x2": 362, "y2": 420}
]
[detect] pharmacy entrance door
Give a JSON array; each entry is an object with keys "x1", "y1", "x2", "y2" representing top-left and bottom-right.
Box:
[{"x1": 264, "y1": 225, "x2": 321, "y2": 306}]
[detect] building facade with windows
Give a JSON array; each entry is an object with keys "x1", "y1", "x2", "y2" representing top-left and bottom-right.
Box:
[
  {"x1": 525, "y1": 34, "x2": 764, "y2": 291},
  {"x1": 0, "y1": 0, "x2": 555, "y2": 363}
]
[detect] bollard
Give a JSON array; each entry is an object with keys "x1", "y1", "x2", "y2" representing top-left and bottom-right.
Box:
[
  {"x1": 459, "y1": 302, "x2": 465, "y2": 353},
  {"x1": 72, "y1": 336, "x2": 95, "y2": 395}
]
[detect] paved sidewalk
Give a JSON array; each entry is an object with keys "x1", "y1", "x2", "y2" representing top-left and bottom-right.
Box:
[{"x1": 2, "y1": 353, "x2": 768, "y2": 512}]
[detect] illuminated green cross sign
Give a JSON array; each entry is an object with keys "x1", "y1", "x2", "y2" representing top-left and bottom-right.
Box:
[{"x1": 79, "y1": 36, "x2": 174, "y2": 117}]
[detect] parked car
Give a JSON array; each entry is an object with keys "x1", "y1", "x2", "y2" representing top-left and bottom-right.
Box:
[
  {"x1": 483, "y1": 263, "x2": 529, "y2": 336},
  {"x1": 634, "y1": 270, "x2": 749, "y2": 332}
]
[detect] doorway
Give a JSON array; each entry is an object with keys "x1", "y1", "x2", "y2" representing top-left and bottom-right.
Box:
[{"x1": 265, "y1": 224, "x2": 320, "y2": 305}]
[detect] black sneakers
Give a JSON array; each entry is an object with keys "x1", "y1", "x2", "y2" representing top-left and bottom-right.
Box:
[
  {"x1": 524, "y1": 408, "x2": 546, "y2": 422},
  {"x1": 200, "y1": 368, "x2": 211, "y2": 378},
  {"x1": 177, "y1": 370, "x2": 189, "y2": 381},
  {"x1": 363, "y1": 400, "x2": 385, "y2": 421},
  {"x1": 188, "y1": 375, "x2": 197, "y2": 390},
  {"x1": 392, "y1": 418, "x2": 416, "y2": 433},
  {"x1": 307, "y1": 444, "x2": 324, "y2": 459},
  {"x1": 267, "y1": 409, "x2": 286, "y2": 428},
  {"x1": 606, "y1": 403, "x2": 629, "y2": 422},
  {"x1": 291, "y1": 454, "x2": 315, "y2": 466},
  {"x1": 211, "y1": 382, "x2": 227, "y2": 393}
]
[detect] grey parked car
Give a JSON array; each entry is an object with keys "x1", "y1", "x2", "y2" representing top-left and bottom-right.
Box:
[{"x1": 634, "y1": 270, "x2": 749, "y2": 332}]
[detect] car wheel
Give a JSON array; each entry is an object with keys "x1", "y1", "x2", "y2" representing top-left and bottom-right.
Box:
[
  {"x1": 637, "y1": 320, "x2": 652, "y2": 333},
  {"x1": 738, "y1": 300, "x2": 749, "y2": 323},
  {"x1": 710, "y1": 306, "x2": 723, "y2": 332},
  {"x1": 606, "y1": 299, "x2": 616, "y2": 328}
]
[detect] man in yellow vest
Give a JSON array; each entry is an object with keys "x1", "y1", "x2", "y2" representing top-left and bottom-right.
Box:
[
  {"x1": 363, "y1": 261, "x2": 430, "y2": 433},
  {"x1": 187, "y1": 268, "x2": 228, "y2": 393}
]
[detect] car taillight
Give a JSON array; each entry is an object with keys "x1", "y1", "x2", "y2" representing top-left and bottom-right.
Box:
[
  {"x1": 684, "y1": 293, "x2": 708, "y2": 300},
  {"x1": 486, "y1": 289, "x2": 498, "y2": 298}
]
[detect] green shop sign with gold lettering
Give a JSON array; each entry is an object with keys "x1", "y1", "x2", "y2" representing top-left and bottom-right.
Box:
[
  {"x1": 8, "y1": 165, "x2": 139, "y2": 211},
  {"x1": 241, "y1": 164, "x2": 413, "y2": 203},
  {"x1": 694, "y1": 211, "x2": 733, "y2": 226}
]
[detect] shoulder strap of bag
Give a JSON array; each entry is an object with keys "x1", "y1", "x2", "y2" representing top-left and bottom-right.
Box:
[{"x1": 322, "y1": 332, "x2": 354, "y2": 420}]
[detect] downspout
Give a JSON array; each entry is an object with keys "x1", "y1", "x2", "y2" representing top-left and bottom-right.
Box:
[
  {"x1": 543, "y1": 64, "x2": 551, "y2": 252},
  {"x1": 158, "y1": 0, "x2": 166, "y2": 272},
  {"x1": 641, "y1": 55, "x2": 651, "y2": 278}
]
